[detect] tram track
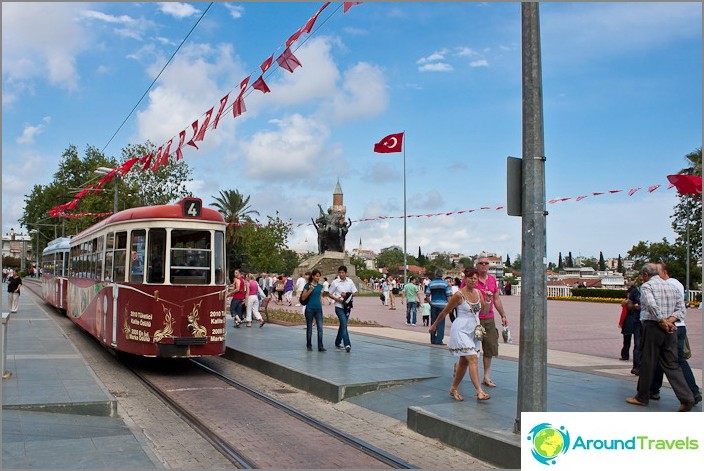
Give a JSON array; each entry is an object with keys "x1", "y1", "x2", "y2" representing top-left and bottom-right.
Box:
[{"x1": 125, "y1": 356, "x2": 415, "y2": 469}]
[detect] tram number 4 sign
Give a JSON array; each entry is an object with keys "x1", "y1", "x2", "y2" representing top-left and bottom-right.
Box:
[{"x1": 183, "y1": 199, "x2": 202, "y2": 218}]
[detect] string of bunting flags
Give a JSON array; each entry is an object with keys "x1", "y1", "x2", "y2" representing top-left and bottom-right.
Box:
[
  {"x1": 49, "y1": 1, "x2": 362, "y2": 220},
  {"x1": 49, "y1": 176, "x2": 695, "y2": 223}
]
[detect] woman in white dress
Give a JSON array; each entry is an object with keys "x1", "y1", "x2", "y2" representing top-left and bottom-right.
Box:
[{"x1": 429, "y1": 267, "x2": 490, "y2": 401}]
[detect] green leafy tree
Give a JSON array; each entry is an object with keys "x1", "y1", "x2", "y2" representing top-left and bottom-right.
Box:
[
  {"x1": 21, "y1": 145, "x2": 119, "y2": 235},
  {"x1": 598, "y1": 251, "x2": 606, "y2": 271},
  {"x1": 505, "y1": 254, "x2": 512, "y2": 268},
  {"x1": 627, "y1": 239, "x2": 699, "y2": 288},
  {"x1": 459, "y1": 256, "x2": 474, "y2": 268},
  {"x1": 432, "y1": 253, "x2": 452, "y2": 270},
  {"x1": 211, "y1": 189, "x2": 260, "y2": 272},
  {"x1": 120, "y1": 142, "x2": 192, "y2": 207},
  {"x1": 376, "y1": 248, "x2": 405, "y2": 270},
  {"x1": 581, "y1": 257, "x2": 598, "y2": 270},
  {"x1": 617, "y1": 254, "x2": 624, "y2": 274},
  {"x1": 237, "y1": 215, "x2": 294, "y2": 273},
  {"x1": 671, "y1": 148, "x2": 702, "y2": 261},
  {"x1": 350, "y1": 254, "x2": 367, "y2": 273},
  {"x1": 512, "y1": 253, "x2": 522, "y2": 271},
  {"x1": 566, "y1": 251, "x2": 574, "y2": 268},
  {"x1": 558, "y1": 252, "x2": 563, "y2": 270}
]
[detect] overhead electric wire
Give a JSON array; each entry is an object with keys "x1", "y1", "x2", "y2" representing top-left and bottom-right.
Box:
[{"x1": 101, "y1": 2, "x2": 214, "y2": 154}]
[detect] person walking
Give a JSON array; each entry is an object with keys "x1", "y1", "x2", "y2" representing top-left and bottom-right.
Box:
[
  {"x1": 294, "y1": 273, "x2": 307, "y2": 307},
  {"x1": 328, "y1": 265, "x2": 357, "y2": 352},
  {"x1": 7, "y1": 272, "x2": 22, "y2": 313},
  {"x1": 618, "y1": 281, "x2": 640, "y2": 362},
  {"x1": 283, "y1": 275, "x2": 294, "y2": 306},
  {"x1": 472, "y1": 254, "x2": 508, "y2": 388},
  {"x1": 381, "y1": 278, "x2": 389, "y2": 306},
  {"x1": 649, "y1": 263, "x2": 702, "y2": 404},
  {"x1": 230, "y1": 270, "x2": 246, "y2": 327},
  {"x1": 301, "y1": 269, "x2": 325, "y2": 351},
  {"x1": 388, "y1": 276, "x2": 397, "y2": 310},
  {"x1": 429, "y1": 268, "x2": 490, "y2": 401},
  {"x1": 403, "y1": 278, "x2": 419, "y2": 326},
  {"x1": 626, "y1": 263, "x2": 694, "y2": 412},
  {"x1": 244, "y1": 273, "x2": 265, "y2": 328},
  {"x1": 425, "y1": 269, "x2": 452, "y2": 345}
]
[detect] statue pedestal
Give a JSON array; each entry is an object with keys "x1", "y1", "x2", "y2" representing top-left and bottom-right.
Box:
[{"x1": 294, "y1": 251, "x2": 360, "y2": 286}]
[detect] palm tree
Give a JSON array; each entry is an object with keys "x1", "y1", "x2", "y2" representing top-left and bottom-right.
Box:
[{"x1": 211, "y1": 189, "x2": 260, "y2": 272}]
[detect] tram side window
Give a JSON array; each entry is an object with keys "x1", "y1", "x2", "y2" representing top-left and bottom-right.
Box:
[
  {"x1": 57, "y1": 252, "x2": 64, "y2": 277},
  {"x1": 170, "y1": 229, "x2": 211, "y2": 285},
  {"x1": 214, "y1": 230, "x2": 225, "y2": 285},
  {"x1": 130, "y1": 230, "x2": 146, "y2": 283},
  {"x1": 147, "y1": 228, "x2": 166, "y2": 284},
  {"x1": 113, "y1": 232, "x2": 127, "y2": 282}
]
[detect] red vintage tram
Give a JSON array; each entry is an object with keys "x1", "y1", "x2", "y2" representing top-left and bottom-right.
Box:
[{"x1": 41, "y1": 197, "x2": 228, "y2": 358}]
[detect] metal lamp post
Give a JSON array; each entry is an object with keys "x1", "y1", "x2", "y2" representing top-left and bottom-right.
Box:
[{"x1": 95, "y1": 167, "x2": 119, "y2": 214}]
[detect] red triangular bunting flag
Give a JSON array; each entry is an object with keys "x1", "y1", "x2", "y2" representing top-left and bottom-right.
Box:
[
  {"x1": 186, "y1": 120, "x2": 200, "y2": 149},
  {"x1": 344, "y1": 2, "x2": 362, "y2": 13},
  {"x1": 176, "y1": 130, "x2": 187, "y2": 160},
  {"x1": 233, "y1": 95, "x2": 246, "y2": 117},
  {"x1": 608, "y1": 190, "x2": 622, "y2": 194},
  {"x1": 286, "y1": 29, "x2": 303, "y2": 48},
  {"x1": 212, "y1": 94, "x2": 230, "y2": 130},
  {"x1": 576, "y1": 195, "x2": 588, "y2": 201},
  {"x1": 252, "y1": 76, "x2": 271, "y2": 93},
  {"x1": 260, "y1": 54, "x2": 274, "y2": 73},
  {"x1": 192, "y1": 108, "x2": 213, "y2": 144},
  {"x1": 301, "y1": 2, "x2": 330, "y2": 33},
  {"x1": 647, "y1": 185, "x2": 661, "y2": 192},
  {"x1": 627, "y1": 187, "x2": 641, "y2": 196},
  {"x1": 276, "y1": 47, "x2": 302, "y2": 73},
  {"x1": 119, "y1": 157, "x2": 139, "y2": 175}
]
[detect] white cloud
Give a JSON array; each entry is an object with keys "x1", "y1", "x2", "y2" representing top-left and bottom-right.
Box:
[
  {"x1": 17, "y1": 117, "x2": 51, "y2": 145},
  {"x1": 223, "y1": 3, "x2": 245, "y2": 19},
  {"x1": 80, "y1": 10, "x2": 136, "y2": 25},
  {"x1": 238, "y1": 114, "x2": 334, "y2": 180},
  {"x1": 417, "y1": 51, "x2": 448, "y2": 64},
  {"x1": 418, "y1": 63, "x2": 454, "y2": 72},
  {"x1": 157, "y1": 2, "x2": 201, "y2": 19},
  {"x1": 329, "y1": 62, "x2": 388, "y2": 123},
  {"x1": 469, "y1": 59, "x2": 489, "y2": 67},
  {"x1": 134, "y1": 42, "x2": 244, "y2": 147},
  {"x1": 455, "y1": 47, "x2": 478, "y2": 57},
  {"x1": 2, "y1": 3, "x2": 86, "y2": 92}
]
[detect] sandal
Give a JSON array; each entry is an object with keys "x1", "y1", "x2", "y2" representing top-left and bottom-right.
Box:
[
  {"x1": 449, "y1": 388, "x2": 464, "y2": 401},
  {"x1": 246, "y1": 322, "x2": 252, "y2": 328},
  {"x1": 259, "y1": 320, "x2": 266, "y2": 328},
  {"x1": 482, "y1": 380, "x2": 496, "y2": 388},
  {"x1": 477, "y1": 391, "x2": 491, "y2": 401}
]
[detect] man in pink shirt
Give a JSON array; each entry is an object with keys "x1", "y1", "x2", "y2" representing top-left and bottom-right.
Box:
[{"x1": 475, "y1": 254, "x2": 509, "y2": 388}]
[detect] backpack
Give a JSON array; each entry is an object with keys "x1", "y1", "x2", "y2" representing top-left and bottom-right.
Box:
[{"x1": 300, "y1": 285, "x2": 310, "y2": 306}]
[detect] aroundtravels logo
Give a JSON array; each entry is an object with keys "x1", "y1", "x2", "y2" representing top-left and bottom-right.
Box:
[{"x1": 526, "y1": 423, "x2": 571, "y2": 465}]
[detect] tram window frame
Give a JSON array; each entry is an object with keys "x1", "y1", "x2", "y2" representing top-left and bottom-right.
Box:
[
  {"x1": 170, "y1": 229, "x2": 212, "y2": 285},
  {"x1": 214, "y1": 230, "x2": 225, "y2": 285},
  {"x1": 129, "y1": 230, "x2": 146, "y2": 284},
  {"x1": 147, "y1": 228, "x2": 166, "y2": 284},
  {"x1": 113, "y1": 231, "x2": 127, "y2": 282}
]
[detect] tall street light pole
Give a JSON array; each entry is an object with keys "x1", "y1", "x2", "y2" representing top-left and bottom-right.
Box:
[
  {"x1": 95, "y1": 167, "x2": 119, "y2": 214},
  {"x1": 515, "y1": 2, "x2": 547, "y2": 434}
]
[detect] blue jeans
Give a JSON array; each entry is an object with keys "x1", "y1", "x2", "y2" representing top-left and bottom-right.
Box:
[
  {"x1": 305, "y1": 307, "x2": 324, "y2": 349},
  {"x1": 650, "y1": 325, "x2": 701, "y2": 396},
  {"x1": 406, "y1": 302, "x2": 417, "y2": 324},
  {"x1": 430, "y1": 305, "x2": 445, "y2": 344},
  {"x1": 334, "y1": 307, "x2": 351, "y2": 348}
]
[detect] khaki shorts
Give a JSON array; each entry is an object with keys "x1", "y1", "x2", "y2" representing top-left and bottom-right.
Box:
[{"x1": 480, "y1": 317, "x2": 499, "y2": 357}]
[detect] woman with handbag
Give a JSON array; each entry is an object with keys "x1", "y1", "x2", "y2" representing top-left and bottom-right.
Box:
[{"x1": 429, "y1": 267, "x2": 490, "y2": 401}]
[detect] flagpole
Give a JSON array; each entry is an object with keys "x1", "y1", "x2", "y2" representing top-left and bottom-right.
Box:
[{"x1": 403, "y1": 131, "x2": 407, "y2": 285}]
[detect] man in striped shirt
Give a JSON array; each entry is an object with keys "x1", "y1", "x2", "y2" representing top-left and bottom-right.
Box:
[{"x1": 626, "y1": 263, "x2": 694, "y2": 412}]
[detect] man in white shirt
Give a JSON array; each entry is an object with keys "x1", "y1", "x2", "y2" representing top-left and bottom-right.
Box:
[
  {"x1": 649, "y1": 263, "x2": 701, "y2": 404},
  {"x1": 294, "y1": 273, "x2": 307, "y2": 306},
  {"x1": 328, "y1": 265, "x2": 357, "y2": 352}
]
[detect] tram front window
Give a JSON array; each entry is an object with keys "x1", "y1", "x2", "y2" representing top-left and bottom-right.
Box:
[{"x1": 170, "y1": 230, "x2": 211, "y2": 285}]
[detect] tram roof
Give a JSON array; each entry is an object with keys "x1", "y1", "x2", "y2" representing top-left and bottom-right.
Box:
[{"x1": 71, "y1": 198, "x2": 224, "y2": 241}]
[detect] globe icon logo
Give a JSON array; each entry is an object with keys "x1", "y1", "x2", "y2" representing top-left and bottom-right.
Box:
[{"x1": 526, "y1": 423, "x2": 570, "y2": 465}]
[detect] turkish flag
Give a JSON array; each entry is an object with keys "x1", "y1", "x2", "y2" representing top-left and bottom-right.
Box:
[
  {"x1": 373, "y1": 132, "x2": 404, "y2": 153},
  {"x1": 667, "y1": 174, "x2": 702, "y2": 195}
]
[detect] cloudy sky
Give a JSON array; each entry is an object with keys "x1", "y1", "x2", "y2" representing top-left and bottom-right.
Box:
[{"x1": 2, "y1": 2, "x2": 701, "y2": 264}]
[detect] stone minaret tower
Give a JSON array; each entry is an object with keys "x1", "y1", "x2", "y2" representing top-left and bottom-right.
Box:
[{"x1": 331, "y1": 179, "x2": 346, "y2": 217}]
